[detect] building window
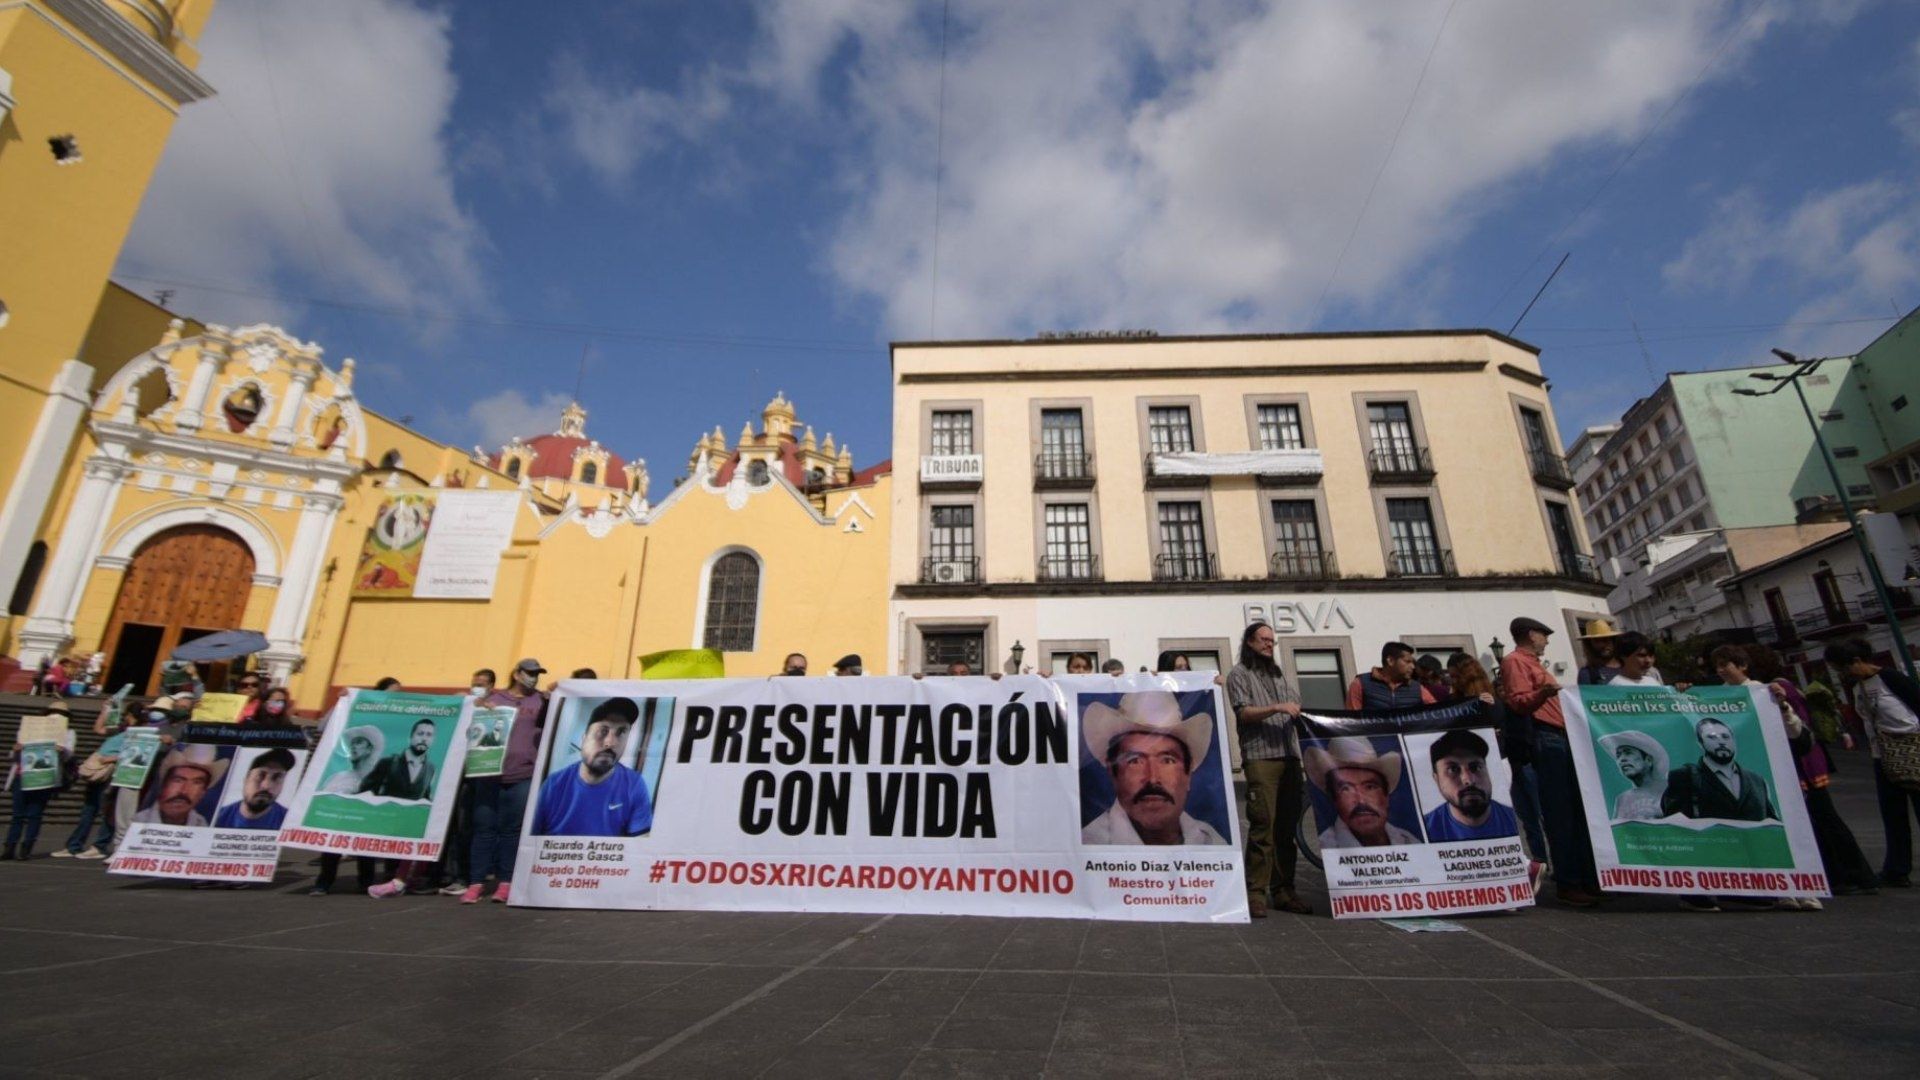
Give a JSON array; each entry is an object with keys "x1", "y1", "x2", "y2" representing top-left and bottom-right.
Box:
[
  {"x1": 922, "y1": 630, "x2": 985, "y2": 675},
  {"x1": 930, "y1": 410, "x2": 974, "y2": 455},
  {"x1": 1155, "y1": 500, "x2": 1211, "y2": 579},
  {"x1": 579, "y1": 461, "x2": 598, "y2": 485},
  {"x1": 930, "y1": 505, "x2": 975, "y2": 562},
  {"x1": 1385, "y1": 497, "x2": 1443, "y2": 575},
  {"x1": 1147, "y1": 406, "x2": 1196, "y2": 453},
  {"x1": 1041, "y1": 503, "x2": 1095, "y2": 580},
  {"x1": 1039, "y1": 408, "x2": 1088, "y2": 475},
  {"x1": 378, "y1": 450, "x2": 404, "y2": 470},
  {"x1": 1654, "y1": 414, "x2": 1673, "y2": 440},
  {"x1": 1545, "y1": 501, "x2": 1581, "y2": 576},
  {"x1": 1294, "y1": 650, "x2": 1346, "y2": 711},
  {"x1": 7, "y1": 540, "x2": 47, "y2": 615},
  {"x1": 1812, "y1": 569, "x2": 1848, "y2": 624},
  {"x1": 746, "y1": 460, "x2": 770, "y2": 485},
  {"x1": 1256, "y1": 404, "x2": 1305, "y2": 450},
  {"x1": 1764, "y1": 588, "x2": 1796, "y2": 645},
  {"x1": 1366, "y1": 401, "x2": 1418, "y2": 465},
  {"x1": 504, "y1": 458, "x2": 521, "y2": 480},
  {"x1": 701, "y1": 552, "x2": 760, "y2": 652},
  {"x1": 1269, "y1": 500, "x2": 1325, "y2": 577},
  {"x1": 1833, "y1": 446, "x2": 1860, "y2": 459},
  {"x1": 1518, "y1": 407, "x2": 1551, "y2": 454}
]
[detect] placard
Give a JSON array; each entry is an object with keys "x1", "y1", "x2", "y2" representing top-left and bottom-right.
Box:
[
  {"x1": 109, "y1": 744, "x2": 311, "y2": 883},
  {"x1": 277, "y1": 689, "x2": 471, "y2": 860}
]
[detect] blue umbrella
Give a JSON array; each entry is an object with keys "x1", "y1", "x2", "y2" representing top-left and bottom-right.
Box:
[{"x1": 170, "y1": 630, "x2": 270, "y2": 662}]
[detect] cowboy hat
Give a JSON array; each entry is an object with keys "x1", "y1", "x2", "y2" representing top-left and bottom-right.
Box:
[
  {"x1": 1598, "y1": 730, "x2": 1669, "y2": 777},
  {"x1": 155, "y1": 744, "x2": 228, "y2": 790},
  {"x1": 1081, "y1": 692, "x2": 1212, "y2": 774},
  {"x1": 1304, "y1": 736, "x2": 1402, "y2": 796},
  {"x1": 340, "y1": 724, "x2": 385, "y2": 761},
  {"x1": 1579, "y1": 618, "x2": 1625, "y2": 639}
]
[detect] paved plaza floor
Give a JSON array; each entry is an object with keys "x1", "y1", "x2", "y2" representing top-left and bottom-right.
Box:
[{"x1": 3, "y1": 756, "x2": 1916, "y2": 1079}]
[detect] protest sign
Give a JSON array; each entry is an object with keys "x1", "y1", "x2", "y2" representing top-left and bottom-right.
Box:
[
  {"x1": 351, "y1": 494, "x2": 432, "y2": 596},
  {"x1": 111, "y1": 728, "x2": 163, "y2": 789},
  {"x1": 1562, "y1": 685, "x2": 1829, "y2": 898},
  {"x1": 19, "y1": 741, "x2": 62, "y2": 791},
  {"x1": 192, "y1": 693, "x2": 250, "y2": 723},
  {"x1": 278, "y1": 689, "x2": 471, "y2": 859},
  {"x1": 412, "y1": 489, "x2": 519, "y2": 599},
  {"x1": 509, "y1": 674, "x2": 1247, "y2": 921},
  {"x1": 109, "y1": 741, "x2": 311, "y2": 883},
  {"x1": 1296, "y1": 702, "x2": 1535, "y2": 920},
  {"x1": 462, "y1": 706, "x2": 516, "y2": 777},
  {"x1": 18, "y1": 715, "x2": 68, "y2": 745}
]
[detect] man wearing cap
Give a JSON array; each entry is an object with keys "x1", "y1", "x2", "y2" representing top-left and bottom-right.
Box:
[
  {"x1": 1599, "y1": 731, "x2": 1669, "y2": 821},
  {"x1": 214, "y1": 749, "x2": 297, "y2": 831},
  {"x1": 1500, "y1": 615, "x2": 1603, "y2": 907},
  {"x1": 1081, "y1": 692, "x2": 1228, "y2": 846},
  {"x1": 1577, "y1": 619, "x2": 1626, "y2": 686},
  {"x1": 1305, "y1": 737, "x2": 1422, "y2": 848},
  {"x1": 134, "y1": 745, "x2": 228, "y2": 827},
  {"x1": 1663, "y1": 717, "x2": 1778, "y2": 822},
  {"x1": 533, "y1": 697, "x2": 654, "y2": 837},
  {"x1": 1421, "y1": 730, "x2": 1521, "y2": 842},
  {"x1": 467, "y1": 658, "x2": 553, "y2": 903},
  {"x1": 833, "y1": 655, "x2": 863, "y2": 676}
]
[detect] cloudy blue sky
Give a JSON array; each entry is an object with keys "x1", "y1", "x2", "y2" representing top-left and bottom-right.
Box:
[{"x1": 116, "y1": 0, "x2": 1920, "y2": 482}]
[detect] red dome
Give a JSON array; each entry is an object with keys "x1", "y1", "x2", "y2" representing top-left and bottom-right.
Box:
[{"x1": 497, "y1": 434, "x2": 628, "y2": 489}]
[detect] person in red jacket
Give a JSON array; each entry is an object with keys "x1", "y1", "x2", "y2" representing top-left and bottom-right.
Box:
[{"x1": 1499, "y1": 616, "x2": 1602, "y2": 908}]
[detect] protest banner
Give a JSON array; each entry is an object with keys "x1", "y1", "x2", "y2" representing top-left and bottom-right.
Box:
[
  {"x1": 1562, "y1": 685, "x2": 1829, "y2": 899},
  {"x1": 509, "y1": 674, "x2": 1247, "y2": 921},
  {"x1": 351, "y1": 493, "x2": 432, "y2": 596},
  {"x1": 111, "y1": 728, "x2": 163, "y2": 789},
  {"x1": 1296, "y1": 702, "x2": 1535, "y2": 920},
  {"x1": 192, "y1": 693, "x2": 250, "y2": 723},
  {"x1": 463, "y1": 706, "x2": 516, "y2": 777},
  {"x1": 108, "y1": 740, "x2": 311, "y2": 883},
  {"x1": 278, "y1": 689, "x2": 471, "y2": 859},
  {"x1": 19, "y1": 741, "x2": 62, "y2": 791},
  {"x1": 18, "y1": 714, "x2": 68, "y2": 745},
  {"x1": 411, "y1": 489, "x2": 519, "y2": 599}
]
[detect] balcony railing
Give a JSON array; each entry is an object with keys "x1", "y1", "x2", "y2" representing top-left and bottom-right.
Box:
[
  {"x1": 1153, "y1": 552, "x2": 1219, "y2": 582},
  {"x1": 1269, "y1": 549, "x2": 1338, "y2": 581},
  {"x1": 919, "y1": 555, "x2": 979, "y2": 585},
  {"x1": 1033, "y1": 451, "x2": 1095, "y2": 489},
  {"x1": 1037, "y1": 554, "x2": 1102, "y2": 583},
  {"x1": 1386, "y1": 546, "x2": 1456, "y2": 578},
  {"x1": 1558, "y1": 551, "x2": 1602, "y2": 583},
  {"x1": 1367, "y1": 444, "x2": 1435, "y2": 482},
  {"x1": 1143, "y1": 452, "x2": 1211, "y2": 487},
  {"x1": 1529, "y1": 448, "x2": 1575, "y2": 489}
]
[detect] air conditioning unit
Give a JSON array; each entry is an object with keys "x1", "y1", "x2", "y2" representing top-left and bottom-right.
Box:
[{"x1": 929, "y1": 560, "x2": 971, "y2": 583}]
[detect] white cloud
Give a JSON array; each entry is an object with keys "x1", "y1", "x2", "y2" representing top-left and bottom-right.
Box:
[
  {"x1": 117, "y1": 0, "x2": 485, "y2": 335},
  {"x1": 541, "y1": 55, "x2": 729, "y2": 186},
  {"x1": 459, "y1": 389, "x2": 574, "y2": 451}
]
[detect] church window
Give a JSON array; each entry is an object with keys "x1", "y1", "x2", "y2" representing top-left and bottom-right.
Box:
[
  {"x1": 747, "y1": 460, "x2": 770, "y2": 486},
  {"x1": 580, "y1": 461, "x2": 598, "y2": 485},
  {"x1": 378, "y1": 450, "x2": 404, "y2": 470},
  {"x1": 505, "y1": 458, "x2": 521, "y2": 480},
  {"x1": 702, "y1": 552, "x2": 760, "y2": 652},
  {"x1": 49, "y1": 134, "x2": 81, "y2": 163}
]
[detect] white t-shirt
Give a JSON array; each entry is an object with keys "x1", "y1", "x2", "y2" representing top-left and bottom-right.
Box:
[
  {"x1": 1608, "y1": 673, "x2": 1664, "y2": 686},
  {"x1": 1853, "y1": 674, "x2": 1920, "y2": 758}
]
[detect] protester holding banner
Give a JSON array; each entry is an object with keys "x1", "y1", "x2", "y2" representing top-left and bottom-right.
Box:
[
  {"x1": 3, "y1": 702, "x2": 74, "y2": 861},
  {"x1": 110, "y1": 695, "x2": 184, "y2": 852},
  {"x1": 54, "y1": 702, "x2": 130, "y2": 859},
  {"x1": 434, "y1": 668, "x2": 498, "y2": 898},
  {"x1": 1823, "y1": 638, "x2": 1920, "y2": 889},
  {"x1": 1227, "y1": 621, "x2": 1310, "y2": 917},
  {"x1": 1449, "y1": 654, "x2": 1547, "y2": 891},
  {"x1": 1500, "y1": 616, "x2": 1603, "y2": 908},
  {"x1": 465, "y1": 659, "x2": 549, "y2": 903}
]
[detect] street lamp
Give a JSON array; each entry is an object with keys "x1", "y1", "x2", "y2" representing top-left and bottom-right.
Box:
[
  {"x1": 1008, "y1": 640, "x2": 1025, "y2": 674},
  {"x1": 1728, "y1": 349, "x2": 1917, "y2": 680}
]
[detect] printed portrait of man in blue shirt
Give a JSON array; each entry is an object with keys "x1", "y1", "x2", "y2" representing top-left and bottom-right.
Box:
[
  {"x1": 213, "y1": 748, "x2": 297, "y2": 831},
  {"x1": 1419, "y1": 729, "x2": 1519, "y2": 842},
  {"x1": 533, "y1": 697, "x2": 654, "y2": 838}
]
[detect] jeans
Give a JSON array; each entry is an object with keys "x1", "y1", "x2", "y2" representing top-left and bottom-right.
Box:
[
  {"x1": 469, "y1": 777, "x2": 530, "y2": 882},
  {"x1": 65, "y1": 781, "x2": 115, "y2": 853},
  {"x1": 6, "y1": 784, "x2": 55, "y2": 851},
  {"x1": 1242, "y1": 757, "x2": 1305, "y2": 902},
  {"x1": 1509, "y1": 761, "x2": 1549, "y2": 865},
  {"x1": 1530, "y1": 724, "x2": 1598, "y2": 890},
  {"x1": 1873, "y1": 760, "x2": 1920, "y2": 879}
]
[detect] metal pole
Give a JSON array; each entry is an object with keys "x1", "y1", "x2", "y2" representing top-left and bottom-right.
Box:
[{"x1": 1787, "y1": 367, "x2": 1919, "y2": 681}]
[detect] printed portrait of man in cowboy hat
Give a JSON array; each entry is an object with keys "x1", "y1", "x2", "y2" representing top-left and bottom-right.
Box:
[
  {"x1": 1598, "y1": 730, "x2": 1670, "y2": 821},
  {"x1": 133, "y1": 745, "x2": 229, "y2": 827},
  {"x1": 1304, "y1": 736, "x2": 1423, "y2": 849},
  {"x1": 1080, "y1": 692, "x2": 1229, "y2": 846},
  {"x1": 321, "y1": 725, "x2": 385, "y2": 795}
]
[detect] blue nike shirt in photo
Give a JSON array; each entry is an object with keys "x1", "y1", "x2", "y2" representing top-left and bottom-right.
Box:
[
  {"x1": 1421, "y1": 800, "x2": 1519, "y2": 842},
  {"x1": 213, "y1": 800, "x2": 287, "y2": 831},
  {"x1": 533, "y1": 763, "x2": 654, "y2": 837}
]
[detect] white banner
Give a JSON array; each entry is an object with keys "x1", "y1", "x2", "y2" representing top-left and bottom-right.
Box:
[
  {"x1": 413, "y1": 490, "x2": 520, "y2": 599},
  {"x1": 1149, "y1": 449, "x2": 1323, "y2": 478},
  {"x1": 108, "y1": 745, "x2": 310, "y2": 883},
  {"x1": 509, "y1": 674, "x2": 1248, "y2": 922}
]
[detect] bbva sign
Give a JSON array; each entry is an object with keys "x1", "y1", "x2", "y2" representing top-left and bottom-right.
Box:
[{"x1": 1243, "y1": 600, "x2": 1356, "y2": 634}]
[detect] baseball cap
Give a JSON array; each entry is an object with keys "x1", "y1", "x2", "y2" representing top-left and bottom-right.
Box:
[{"x1": 514, "y1": 658, "x2": 546, "y2": 675}]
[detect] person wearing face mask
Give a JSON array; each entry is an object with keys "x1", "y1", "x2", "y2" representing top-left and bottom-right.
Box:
[
  {"x1": 432, "y1": 669, "x2": 499, "y2": 897},
  {"x1": 781, "y1": 654, "x2": 808, "y2": 677},
  {"x1": 243, "y1": 687, "x2": 296, "y2": 727},
  {"x1": 108, "y1": 695, "x2": 187, "y2": 853},
  {"x1": 460, "y1": 659, "x2": 551, "y2": 904}
]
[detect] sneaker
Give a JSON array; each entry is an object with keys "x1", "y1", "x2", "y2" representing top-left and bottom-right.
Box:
[
  {"x1": 1773, "y1": 897, "x2": 1805, "y2": 911},
  {"x1": 75, "y1": 849, "x2": 107, "y2": 861},
  {"x1": 459, "y1": 883, "x2": 486, "y2": 905},
  {"x1": 1275, "y1": 895, "x2": 1313, "y2": 915},
  {"x1": 1248, "y1": 896, "x2": 1268, "y2": 919},
  {"x1": 367, "y1": 879, "x2": 407, "y2": 899},
  {"x1": 307, "y1": 886, "x2": 330, "y2": 897},
  {"x1": 1555, "y1": 886, "x2": 1601, "y2": 908},
  {"x1": 1528, "y1": 860, "x2": 1548, "y2": 895},
  {"x1": 1679, "y1": 897, "x2": 1721, "y2": 913},
  {"x1": 51, "y1": 849, "x2": 75, "y2": 859},
  {"x1": 438, "y1": 881, "x2": 470, "y2": 897},
  {"x1": 490, "y1": 883, "x2": 511, "y2": 904},
  {"x1": 1800, "y1": 896, "x2": 1824, "y2": 911}
]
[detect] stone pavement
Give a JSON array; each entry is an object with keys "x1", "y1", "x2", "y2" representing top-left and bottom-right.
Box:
[{"x1": 2, "y1": 755, "x2": 1916, "y2": 1079}]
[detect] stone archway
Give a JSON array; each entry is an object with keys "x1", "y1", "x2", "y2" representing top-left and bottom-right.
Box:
[{"x1": 102, "y1": 524, "x2": 256, "y2": 695}]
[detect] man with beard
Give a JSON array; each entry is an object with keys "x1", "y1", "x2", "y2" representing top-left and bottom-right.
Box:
[
  {"x1": 1663, "y1": 717, "x2": 1779, "y2": 821},
  {"x1": 1305, "y1": 737, "x2": 1421, "y2": 849},
  {"x1": 1420, "y1": 730, "x2": 1520, "y2": 841},
  {"x1": 214, "y1": 749, "x2": 296, "y2": 830},
  {"x1": 1226, "y1": 621, "x2": 1308, "y2": 916},
  {"x1": 1080, "y1": 692, "x2": 1227, "y2": 846},
  {"x1": 532, "y1": 698, "x2": 653, "y2": 837},
  {"x1": 359, "y1": 718, "x2": 440, "y2": 801},
  {"x1": 133, "y1": 746, "x2": 228, "y2": 827}
]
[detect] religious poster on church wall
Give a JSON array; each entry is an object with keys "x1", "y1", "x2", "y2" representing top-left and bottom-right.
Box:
[
  {"x1": 1562, "y1": 685, "x2": 1828, "y2": 899},
  {"x1": 108, "y1": 743, "x2": 311, "y2": 883},
  {"x1": 412, "y1": 490, "x2": 521, "y2": 599},
  {"x1": 509, "y1": 674, "x2": 1247, "y2": 922},
  {"x1": 278, "y1": 689, "x2": 471, "y2": 860},
  {"x1": 351, "y1": 494, "x2": 433, "y2": 597},
  {"x1": 1296, "y1": 702, "x2": 1535, "y2": 920}
]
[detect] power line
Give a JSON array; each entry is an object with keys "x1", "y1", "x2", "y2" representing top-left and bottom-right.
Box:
[
  {"x1": 1311, "y1": 0, "x2": 1455, "y2": 327},
  {"x1": 928, "y1": 0, "x2": 952, "y2": 339}
]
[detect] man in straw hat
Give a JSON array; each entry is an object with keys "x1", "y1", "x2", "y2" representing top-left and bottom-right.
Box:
[
  {"x1": 1305, "y1": 737, "x2": 1421, "y2": 849},
  {"x1": 1081, "y1": 692, "x2": 1228, "y2": 846},
  {"x1": 1577, "y1": 618, "x2": 1627, "y2": 687},
  {"x1": 1598, "y1": 730, "x2": 1669, "y2": 821},
  {"x1": 133, "y1": 744, "x2": 228, "y2": 827}
]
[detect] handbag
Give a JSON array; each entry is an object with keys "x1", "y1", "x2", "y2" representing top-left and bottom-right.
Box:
[
  {"x1": 1880, "y1": 730, "x2": 1920, "y2": 793},
  {"x1": 76, "y1": 752, "x2": 116, "y2": 784}
]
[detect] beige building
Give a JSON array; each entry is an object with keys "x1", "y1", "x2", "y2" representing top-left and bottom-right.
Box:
[{"x1": 888, "y1": 330, "x2": 1608, "y2": 702}]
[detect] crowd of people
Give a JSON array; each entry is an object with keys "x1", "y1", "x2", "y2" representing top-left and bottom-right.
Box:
[{"x1": 5, "y1": 627, "x2": 1918, "y2": 923}]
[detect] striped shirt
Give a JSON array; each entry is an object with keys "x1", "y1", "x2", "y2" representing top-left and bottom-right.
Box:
[{"x1": 1226, "y1": 661, "x2": 1302, "y2": 761}]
